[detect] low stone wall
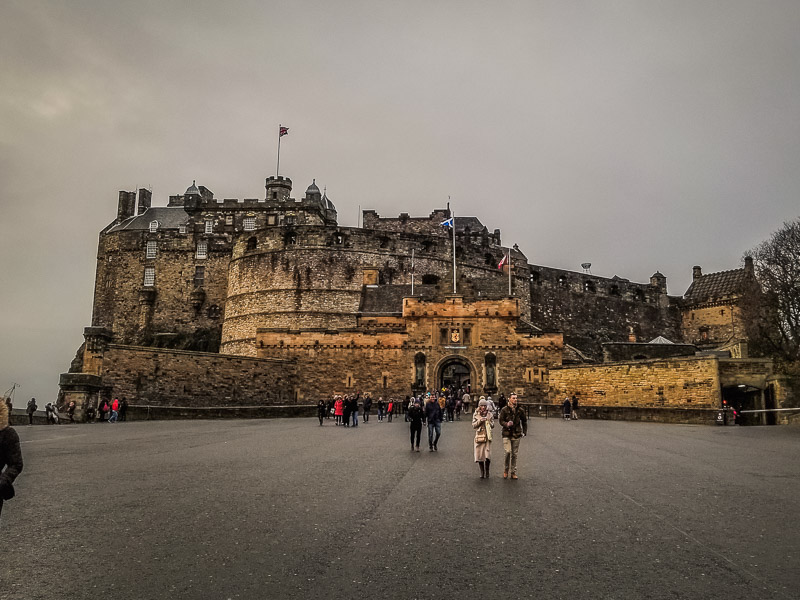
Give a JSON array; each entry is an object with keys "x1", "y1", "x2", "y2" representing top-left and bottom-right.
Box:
[
  {"x1": 123, "y1": 403, "x2": 316, "y2": 421},
  {"x1": 98, "y1": 344, "x2": 299, "y2": 408},
  {"x1": 521, "y1": 403, "x2": 720, "y2": 425}
]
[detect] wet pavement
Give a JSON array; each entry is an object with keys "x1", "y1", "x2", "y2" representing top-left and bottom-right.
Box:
[{"x1": 3, "y1": 416, "x2": 799, "y2": 599}]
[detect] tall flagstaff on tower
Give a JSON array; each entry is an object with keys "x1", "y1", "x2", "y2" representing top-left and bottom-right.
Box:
[
  {"x1": 441, "y1": 200, "x2": 456, "y2": 294},
  {"x1": 276, "y1": 125, "x2": 289, "y2": 177}
]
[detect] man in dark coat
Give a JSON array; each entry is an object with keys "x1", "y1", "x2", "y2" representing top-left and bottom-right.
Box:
[
  {"x1": 408, "y1": 400, "x2": 425, "y2": 452},
  {"x1": 498, "y1": 393, "x2": 527, "y2": 480},
  {"x1": 571, "y1": 394, "x2": 579, "y2": 420},
  {"x1": 0, "y1": 397, "x2": 23, "y2": 520},
  {"x1": 26, "y1": 398, "x2": 37, "y2": 426},
  {"x1": 424, "y1": 396, "x2": 443, "y2": 451}
]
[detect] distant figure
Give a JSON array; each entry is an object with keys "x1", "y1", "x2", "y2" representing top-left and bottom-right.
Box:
[
  {"x1": 67, "y1": 401, "x2": 76, "y2": 424},
  {"x1": 108, "y1": 398, "x2": 119, "y2": 423},
  {"x1": 98, "y1": 400, "x2": 109, "y2": 423},
  {"x1": 0, "y1": 398, "x2": 24, "y2": 521},
  {"x1": 462, "y1": 391, "x2": 471, "y2": 415},
  {"x1": 119, "y1": 398, "x2": 128, "y2": 422},
  {"x1": 26, "y1": 398, "x2": 37, "y2": 426},
  {"x1": 562, "y1": 397, "x2": 571, "y2": 421},
  {"x1": 317, "y1": 399, "x2": 326, "y2": 426},
  {"x1": 376, "y1": 397, "x2": 385, "y2": 422},
  {"x1": 45, "y1": 403, "x2": 59, "y2": 425},
  {"x1": 387, "y1": 400, "x2": 394, "y2": 423},
  {"x1": 571, "y1": 395, "x2": 579, "y2": 420},
  {"x1": 85, "y1": 403, "x2": 96, "y2": 423},
  {"x1": 362, "y1": 394, "x2": 372, "y2": 423},
  {"x1": 334, "y1": 396, "x2": 343, "y2": 425}
]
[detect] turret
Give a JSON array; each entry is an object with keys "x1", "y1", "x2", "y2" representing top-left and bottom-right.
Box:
[
  {"x1": 266, "y1": 176, "x2": 292, "y2": 202},
  {"x1": 650, "y1": 271, "x2": 667, "y2": 294}
]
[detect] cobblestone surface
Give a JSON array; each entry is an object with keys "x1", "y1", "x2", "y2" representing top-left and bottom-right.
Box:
[{"x1": 3, "y1": 418, "x2": 798, "y2": 599}]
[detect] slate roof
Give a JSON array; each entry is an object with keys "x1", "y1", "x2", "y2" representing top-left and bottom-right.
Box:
[
  {"x1": 359, "y1": 285, "x2": 437, "y2": 315},
  {"x1": 455, "y1": 216, "x2": 486, "y2": 234},
  {"x1": 107, "y1": 207, "x2": 189, "y2": 233},
  {"x1": 683, "y1": 268, "x2": 747, "y2": 303}
]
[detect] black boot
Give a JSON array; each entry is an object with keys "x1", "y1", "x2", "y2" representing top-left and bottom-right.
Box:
[
  {"x1": 479, "y1": 462, "x2": 485, "y2": 478},
  {"x1": 485, "y1": 458, "x2": 490, "y2": 478}
]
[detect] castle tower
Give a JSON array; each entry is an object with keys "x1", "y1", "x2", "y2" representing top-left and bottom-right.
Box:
[{"x1": 265, "y1": 176, "x2": 292, "y2": 202}]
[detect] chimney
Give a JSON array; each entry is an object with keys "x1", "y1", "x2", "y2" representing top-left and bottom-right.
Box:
[
  {"x1": 744, "y1": 256, "x2": 754, "y2": 274},
  {"x1": 116, "y1": 191, "x2": 136, "y2": 223},
  {"x1": 692, "y1": 266, "x2": 702, "y2": 280},
  {"x1": 137, "y1": 188, "x2": 152, "y2": 215}
]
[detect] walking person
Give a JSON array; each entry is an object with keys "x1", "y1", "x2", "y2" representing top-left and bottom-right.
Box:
[
  {"x1": 351, "y1": 394, "x2": 360, "y2": 427},
  {"x1": 317, "y1": 399, "x2": 327, "y2": 426},
  {"x1": 0, "y1": 397, "x2": 24, "y2": 522},
  {"x1": 408, "y1": 399, "x2": 424, "y2": 452},
  {"x1": 462, "y1": 390, "x2": 471, "y2": 415},
  {"x1": 108, "y1": 398, "x2": 119, "y2": 423},
  {"x1": 26, "y1": 398, "x2": 37, "y2": 426},
  {"x1": 387, "y1": 399, "x2": 394, "y2": 423},
  {"x1": 363, "y1": 394, "x2": 372, "y2": 423},
  {"x1": 425, "y1": 395, "x2": 443, "y2": 451},
  {"x1": 571, "y1": 394, "x2": 579, "y2": 420},
  {"x1": 473, "y1": 398, "x2": 494, "y2": 478},
  {"x1": 377, "y1": 397, "x2": 385, "y2": 422},
  {"x1": 498, "y1": 393, "x2": 527, "y2": 480},
  {"x1": 562, "y1": 397, "x2": 571, "y2": 421},
  {"x1": 98, "y1": 400, "x2": 109, "y2": 423},
  {"x1": 342, "y1": 395, "x2": 352, "y2": 427}
]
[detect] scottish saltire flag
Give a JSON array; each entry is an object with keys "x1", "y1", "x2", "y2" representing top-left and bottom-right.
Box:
[
  {"x1": 279, "y1": 126, "x2": 289, "y2": 137},
  {"x1": 440, "y1": 217, "x2": 454, "y2": 227}
]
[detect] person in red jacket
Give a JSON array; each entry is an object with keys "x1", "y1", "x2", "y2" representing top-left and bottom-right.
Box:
[
  {"x1": 334, "y1": 396, "x2": 344, "y2": 426},
  {"x1": 108, "y1": 397, "x2": 120, "y2": 423}
]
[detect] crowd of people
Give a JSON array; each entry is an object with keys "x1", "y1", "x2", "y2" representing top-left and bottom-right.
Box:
[{"x1": 315, "y1": 387, "x2": 536, "y2": 480}]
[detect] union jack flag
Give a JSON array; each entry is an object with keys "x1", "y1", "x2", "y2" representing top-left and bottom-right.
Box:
[{"x1": 279, "y1": 126, "x2": 289, "y2": 137}]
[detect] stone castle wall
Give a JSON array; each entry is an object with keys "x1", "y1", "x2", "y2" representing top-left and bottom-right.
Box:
[
  {"x1": 549, "y1": 356, "x2": 722, "y2": 410},
  {"x1": 681, "y1": 302, "x2": 743, "y2": 348},
  {"x1": 528, "y1": 265, "x2": 682, "y2": 358},
  {"x1": 99, "y1": 344, "x2": 298, "y2": 407}
]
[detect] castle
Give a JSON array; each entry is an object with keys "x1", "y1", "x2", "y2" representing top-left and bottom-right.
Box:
[{"x1": 59, "y1": 175, "x2": 789, "y2": 424}]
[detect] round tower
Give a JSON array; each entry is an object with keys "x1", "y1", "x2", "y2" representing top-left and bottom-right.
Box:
[{"x1": 265, "y1": 176, "x2": 292, "y2": 202}]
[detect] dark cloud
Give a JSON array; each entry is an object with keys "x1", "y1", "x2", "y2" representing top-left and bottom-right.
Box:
[{"x1": 2, "y1": 0, "x2": 799, "y2": 402}]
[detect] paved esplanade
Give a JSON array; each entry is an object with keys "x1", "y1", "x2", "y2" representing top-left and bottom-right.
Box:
[{"x1": 3, "y1": 418, "x2": 798, "y2": 599}]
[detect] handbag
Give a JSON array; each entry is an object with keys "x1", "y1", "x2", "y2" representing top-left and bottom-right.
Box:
[{"x1": 475, "y1": 423, "x2": 488, "y2": 444}]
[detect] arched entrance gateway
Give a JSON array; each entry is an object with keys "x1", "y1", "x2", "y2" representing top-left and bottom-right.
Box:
[{"x1": 437, "y1": 356, "x2": 472, "y2": 393}]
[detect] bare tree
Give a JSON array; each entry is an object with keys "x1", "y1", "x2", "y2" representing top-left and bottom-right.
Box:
[{"x1": 743, "y1": 218, "x2": 800, "y2": 365}]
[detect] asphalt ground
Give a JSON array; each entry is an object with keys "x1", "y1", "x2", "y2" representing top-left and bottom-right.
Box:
[{"x1": 2, "y1": 415, "x2": 799, "y2": 600}]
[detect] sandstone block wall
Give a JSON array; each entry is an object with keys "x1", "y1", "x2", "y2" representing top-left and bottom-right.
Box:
[
  {"x1": 681, "y1": 303, "x2": 743, "y2": 347},
  {"x1": 549, "y1": 356, "x2": 722, "y2": 409},
  {"x1": 99, "y1": 345, "x2": 298, "y2": 407}
]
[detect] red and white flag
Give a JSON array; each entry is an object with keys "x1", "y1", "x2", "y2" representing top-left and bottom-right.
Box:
[
  {"x1": 498, "y1": 252, "x2": 508, "y2": 270},
  {"x1": 279, "y1": 126, "x2": 289, "y2": 137}
]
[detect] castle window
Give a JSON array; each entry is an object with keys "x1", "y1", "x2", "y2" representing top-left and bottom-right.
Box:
[
  {"x1": 243, "y1": 217, "x2": 256, "y2": 231},
  {"x1": 609, "y1": 285, "x2": 620, "y2": 296},
  {"x1": 146, "y1": 241, "x2": 157, "y2": 259},
  {"x1": 246, "y1": 237, "x2": 257, "y2": 251},
  {"x1": 633, "y1": 289, "x2": 645, "y2": 302},
  {"x1": 179, "y1": 224, "x2": 187, "y2": 234},
  {"x1": 149, "y1": 220, "x2": 159, "y2": 233},
  {"x1": 584, "y1": 281, "x2": 596, "y2": 293},
  {"x1": 285, "y1": 215, "x2": 296, "y2": 226},
  {"x1": 558, "y1": 276, "x2": 566, "y2": 286},
  {"x1": 207, "y1": 304, "x2": 220, "y2": 319},
  {"x1": 143, "y1": 267, "x2": 155, "y2": 287},
  {"x1": 205, "y1": 220, "x2": 213, "y2": 234},
  {"x1": 267, "y1": 215, "x2": 277, "y2": 226},
  {"x1": 334, "y1": 233, "x2": 343, "y2": 245},
  {"x1": 422, "y1": 274, "x2": 439, "y2": 285},
  {"x1": 193, "y1": 266, "x2": 205, "y2": 287},
  {"x1": 196, "y1": 240, "x2": 208, "y2": 259},
  {"x1": 440, "y1": 328, "x2": 448, "y2": 345},
  {"x1": 529, "y1": 271, "x2": 540, "y2": 284},
  {"x1": 463, "y1": 328, "x2": 471, "y2": 345},
  {"x1": 272, "y1": 191, "x2": 278, "y2": 200},
  {"x1": 225, "y1": 215, "x2": 233, "y2": 225},
  {"x1": 720, "y1": 309, "x2": 725, "y2": 316}
]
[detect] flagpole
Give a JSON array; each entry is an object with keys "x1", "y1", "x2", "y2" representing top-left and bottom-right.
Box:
[
  {"x1": 450, "y1": 204, "x2": 457, "y2": 294},
  {"x1": 411, "y1": 248, "x2": 415, "y2": 296},
  {"x1": 276, "y1": 124, "x2": 282, "y2": 177},
  {"x1": 508, "y1": 250, "x2": 512, "y2": 296}
]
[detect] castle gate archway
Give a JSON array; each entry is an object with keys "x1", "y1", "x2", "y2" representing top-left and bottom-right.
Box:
[{"x1": 436, "y1": 356, "x2": 473, "y2": 394}]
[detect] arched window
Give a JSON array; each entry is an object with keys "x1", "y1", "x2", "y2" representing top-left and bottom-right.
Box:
[
  {"x1": 246, "y1": 237, "x2": 257, "y2": 251},
  {"x1": 149, "y1": 220, "x2": 159, "y2": 233}
]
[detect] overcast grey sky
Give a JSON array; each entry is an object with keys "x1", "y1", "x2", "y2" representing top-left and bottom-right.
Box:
[{"x1": 1, "y1": 0, "x2": 799, "y2": 404}]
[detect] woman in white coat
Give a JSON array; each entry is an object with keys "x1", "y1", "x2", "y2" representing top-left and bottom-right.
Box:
[{"x1": 472, "y1": 398, "x2": 494, "y2": 479}]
